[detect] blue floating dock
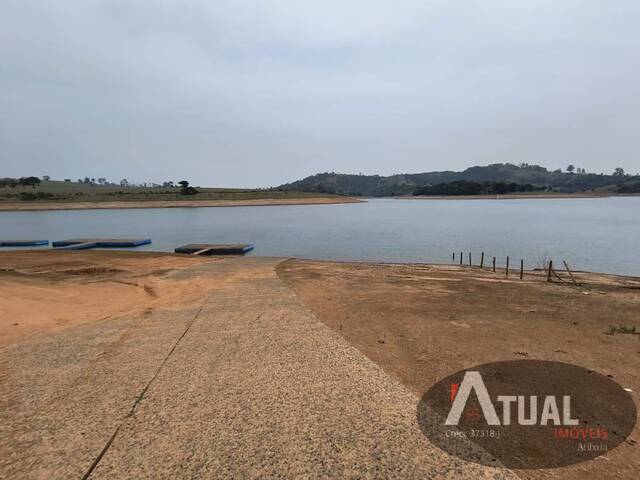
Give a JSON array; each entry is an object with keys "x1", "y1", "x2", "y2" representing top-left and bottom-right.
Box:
[
  {"x1": 52, "y1": 238, "x2": 151, "y2": 249},
  {"x1": 175, "y1": 243, "x2": 254, "y2": 255},
  {"x1": 0, "y1": 240, "x2": 49, "y2": 247}
]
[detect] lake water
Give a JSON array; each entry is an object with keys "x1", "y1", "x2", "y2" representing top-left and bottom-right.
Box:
[{"x1": 0, "y1": 197, "x2": 638, "y2": 275}]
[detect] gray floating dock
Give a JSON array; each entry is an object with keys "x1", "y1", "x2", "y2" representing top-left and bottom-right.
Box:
[
  {"x1": 52, "y1": 238, "x2": 151, "y2": 249},
  {"x1": 0, "y1": 240, "x2": 49, "y2": 247},
  {"x1": 54, "y1": 242, "x2": 99, "y2": 250},
  {"x1": 175, "y1": 243, "x2": 254, "y2": 255}
]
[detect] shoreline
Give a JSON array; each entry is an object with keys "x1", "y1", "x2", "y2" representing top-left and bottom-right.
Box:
[
  {"x1": 1, "y1": 249, "x2": 637, "y2": 278},
  {"x1": 2, "y1": 248, "x2": 638, "y2": 350},
  {"x1": 0, "y1": 196, "x2": 363, "y2": 212},
  {"x1": 1, "y1": 193, "x2": 638, "y2": 211},
  {"x1": 400, "y1": 192, "x2": 640, "y2": 200},
  {"x1": 398, "y1": 192, "x2": 639, "y2": 200}
]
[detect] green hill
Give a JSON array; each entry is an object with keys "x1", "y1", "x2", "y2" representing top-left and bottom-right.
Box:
[{"x1": 279, "y1": 163, "x2": 638, "y2": 196}]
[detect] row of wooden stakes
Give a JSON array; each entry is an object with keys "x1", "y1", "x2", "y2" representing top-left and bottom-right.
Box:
[
  {"x1": 453, "y1": 251, "x2": 527, "y2": 280},
  {"x1": 452, "y1": 252, "x2": 578, "y2": 284}
]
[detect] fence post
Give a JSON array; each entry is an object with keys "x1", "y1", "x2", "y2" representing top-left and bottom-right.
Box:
[
  {"x1": 459, "y1": 252, "x2": 463, "y2": 266},
  {"x1": 492, "y1": 256, "x2": 496, "y2": 272},
  {"x1": 506, "y1": 256, "x2": 510, "y2": 276},
  {"x1": 480, "y1": 252, "x2": 485, "y2": 268},
  {"x1": 563, "y1": 260, "x2": 579, "y2": 286},
  {"x1": 452, "y1": 252, "x2": 455, "y2": 262},
  {"x1": 520, "y1": 259, "x2": 524, "y2": 280},
  {"x1": 547, "y1": 260, "x2": 553, "y2": 282},
  {"x1": 468, "y1": 252, "x2": 472, "y2": 266}
]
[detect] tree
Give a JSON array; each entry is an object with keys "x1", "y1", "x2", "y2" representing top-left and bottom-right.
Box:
[
  {"x1": 19, "y1": 176, "x2": 41, "y2": 188},
  {"x1": 98, "y1": 177, "x2": 107, "y2": 185},
  {"x1": 613, "y1": 167, "x2": 625, "y2": 177},
  {"x1": 120, "y1": 179, "x2": 129, "y2": 187},
  {"x1": 178, "y1": 180, "x2": 198, "y2": 195},
  {"x1": 566, "y1": 164, "x2": 575, "y2": 173},
  {"x1": 0, "y1": 178, "x2": 18, "y2": 188},
  {"x1": 42, "y1": 175, "x2": 50, "y2": 181},
  {"x1": 64, "y1": 179, "x2": 71, "y2": 182}
]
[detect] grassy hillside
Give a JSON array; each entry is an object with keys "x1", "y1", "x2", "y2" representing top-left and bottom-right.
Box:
[
  {"x1": 279, "y1": 164, "x2": 639, "y2": 196},
  {"x1": 0, "y1": 180, "x2": 344, "y2": 203}
]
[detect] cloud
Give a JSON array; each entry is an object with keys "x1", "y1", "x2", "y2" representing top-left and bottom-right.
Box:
[{"x1": 1, "y1": 0, "x2": 639, "y2": 186}]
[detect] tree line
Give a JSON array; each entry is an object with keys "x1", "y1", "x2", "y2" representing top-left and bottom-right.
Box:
[
  {"x1": 413, "y1": 180, "x2": 545, "y2": 196},
  {"x1": 1, "y1": 175, "x2": 201, "y2": 200},
  {"x1": 0, "y1": 176, "x2": 42, "y2": 188}
]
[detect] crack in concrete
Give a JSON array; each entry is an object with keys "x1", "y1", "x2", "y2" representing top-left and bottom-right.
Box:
[{"x1": 81, "y1": 304, "x2": 205, "y2": 480}]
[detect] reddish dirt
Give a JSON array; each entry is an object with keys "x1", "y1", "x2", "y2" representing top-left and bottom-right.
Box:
[{"x1": 0, "y1": 250, "x2": 221, "y2": 345}]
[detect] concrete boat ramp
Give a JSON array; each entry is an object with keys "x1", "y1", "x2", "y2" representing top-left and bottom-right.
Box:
[{"x1": 0, "y1": 257, "x2": 515, "y2": 479}]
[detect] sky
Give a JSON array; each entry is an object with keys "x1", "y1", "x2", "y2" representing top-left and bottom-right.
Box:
[{"x1": 1, "y1": 1, "x2": 639, "y2": 187}]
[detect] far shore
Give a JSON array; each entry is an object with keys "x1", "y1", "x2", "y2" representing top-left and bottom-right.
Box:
[
  {"x1": 399, "y1": 192, "x2": 639, "y2": 200},
  {"x1": 0, "y1": 196, "x2": 363, "y2": 212},
  {"x1": 2, "y1": 192, "x2": 638, "y2": 211},
  {"x1": 399, "y1": 192, "x2": 640, "y2": 200}
]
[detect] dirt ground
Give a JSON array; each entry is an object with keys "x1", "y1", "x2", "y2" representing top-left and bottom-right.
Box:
[
  {"x1": 0, "y1": 196, "x2": 361, "y2": 211},
  {"x1": 277, "y1": 260, "x2": 640, "y2": 480},
  {"x1": 0, "y1": 250, "x2": 225, "y2": 345},
  {"x1": 1, "y1": 251, "x2": 638, "y2": 478}
]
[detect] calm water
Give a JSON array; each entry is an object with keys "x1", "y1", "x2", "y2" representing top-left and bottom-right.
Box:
[{"x1": 0, "y1": 197, "x2": 638, "y2": 275}]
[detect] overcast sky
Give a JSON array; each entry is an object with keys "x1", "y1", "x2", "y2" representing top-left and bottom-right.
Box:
[{"x1": 1, "y1": 1, "x2": 639, "y2": 187}]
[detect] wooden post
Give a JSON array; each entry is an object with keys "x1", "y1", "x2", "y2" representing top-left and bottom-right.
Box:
[
  {"x1": 480, "y1": 252, "x2": 485, "y2": 268},
  {"x1": 520, "y1": 259, "x2": 524, "y2": 279},
  {"x1": 506, "y1": 256, "x2": 510, "y2": 276},
  {"x1": 563, "y1": 260, "x2": 578, "y2": 285},
  {"x1": 547, "y1": 260, "x2": 553, "y2": 282},
  {"x1": 459, "y1": 252, "x2": 463, "y2": 266},
  {"x1": 492, "y1": 256, "x2": 496, "y2": 272},
  {"x1": 452, "y1": 252, "x2": 455, "y2": 262},
  {"x1": 468, "y1": 252, "x2": 472, "y2": 266}
]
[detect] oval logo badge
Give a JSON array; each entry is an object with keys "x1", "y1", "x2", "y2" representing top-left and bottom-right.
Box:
[{"x1": 417, "y1": 360, "x2": 636, "y2": 469}]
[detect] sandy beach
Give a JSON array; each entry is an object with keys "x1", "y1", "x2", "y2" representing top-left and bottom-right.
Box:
[{"x1": 0, "y1": 196, "x2": 362, "y2": 212}]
